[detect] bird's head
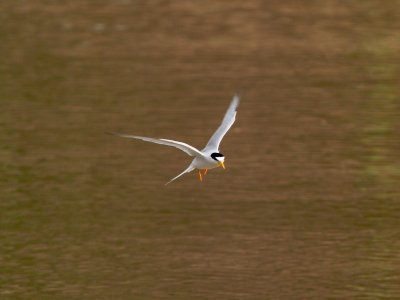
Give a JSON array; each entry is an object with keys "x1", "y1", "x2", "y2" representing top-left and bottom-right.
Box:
[{"x1": 211, "y1": 152, "x2": 225, "y2": 169}]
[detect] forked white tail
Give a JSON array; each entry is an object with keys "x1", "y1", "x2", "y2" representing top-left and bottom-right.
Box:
[{"x1": 165, "y1": 165, "x2": 194, "y2": 186}]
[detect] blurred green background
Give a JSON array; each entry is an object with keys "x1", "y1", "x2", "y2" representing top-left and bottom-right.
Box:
[{"x1": 1, "y1": 1, "x2": 399, "y2": 299}]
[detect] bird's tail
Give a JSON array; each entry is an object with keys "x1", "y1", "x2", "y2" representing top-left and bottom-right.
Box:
[{"x1": 165, "y1": 165, "x2": 194, "y2": 186}]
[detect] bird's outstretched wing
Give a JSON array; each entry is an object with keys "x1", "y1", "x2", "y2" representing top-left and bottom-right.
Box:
[
  {"x1": 165, "y1": 165, "x2": 194, "y2": 185},
  {"x1": 202, "y1": 94, "x2": 240, "y2": 152},
  {"x1": 109, "y1": 133, "x2": 203, "y2": 157}
]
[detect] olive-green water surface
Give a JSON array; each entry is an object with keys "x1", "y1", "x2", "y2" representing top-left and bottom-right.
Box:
[{"x1": 1, "y1": 1, "x2": 400, "y2": 299}]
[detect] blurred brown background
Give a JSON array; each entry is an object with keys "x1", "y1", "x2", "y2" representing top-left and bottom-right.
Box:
[{"x1": 1, "y1": 1, "x2": 400, "y2": 299}]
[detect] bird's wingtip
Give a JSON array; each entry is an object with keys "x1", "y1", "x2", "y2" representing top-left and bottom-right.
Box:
[{"x1": 232, "y1": 93, "x2": 241, "y2": 107}]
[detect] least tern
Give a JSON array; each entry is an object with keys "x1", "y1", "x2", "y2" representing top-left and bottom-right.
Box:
[{"x1": 111, "y1": 94, "x2": 240, "y2": 185}]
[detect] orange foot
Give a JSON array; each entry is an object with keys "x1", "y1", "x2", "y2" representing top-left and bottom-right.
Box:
[{"x1": 198, "y1": 170, "x2": 203, "y2": 182}]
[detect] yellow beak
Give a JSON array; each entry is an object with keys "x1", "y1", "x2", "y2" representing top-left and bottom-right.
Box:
[{"x1": 220, "y1": 161, "x2": 225, "y2": 169}]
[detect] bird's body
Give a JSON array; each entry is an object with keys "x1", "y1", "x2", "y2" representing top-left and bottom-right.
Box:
[
  {"x1": 191, "y1": 152, "x2": 220, "y2": 170},
  {"x1": 111, "y1": 94, "x2": 240, "y2": 185}
]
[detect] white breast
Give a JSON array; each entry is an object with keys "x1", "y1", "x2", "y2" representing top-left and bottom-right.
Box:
[{"x1": 191, "y1": 156, "x2": 220, "y2": 170}]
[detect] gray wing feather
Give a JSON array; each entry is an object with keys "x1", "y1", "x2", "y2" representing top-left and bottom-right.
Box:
[
  {"x1": 110, "y1": 133, "x2": 203, "y2": 157},
  {"x1": 202, "y1": 94, "x2": 240, "y2": 151}
]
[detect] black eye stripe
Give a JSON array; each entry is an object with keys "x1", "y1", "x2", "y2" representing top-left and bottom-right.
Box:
[{"x1": 211, "y1": 152, "x2": 224, "y2": 161}]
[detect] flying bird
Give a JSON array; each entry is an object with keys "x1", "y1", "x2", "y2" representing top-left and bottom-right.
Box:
[{"x1": 111, "y1": 94, "x2": 240, "y2": 185}]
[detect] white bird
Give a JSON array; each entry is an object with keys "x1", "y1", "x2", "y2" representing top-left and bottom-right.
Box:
[{"x1": 111, "y1": 94, "x2": 240, "y2": 185}]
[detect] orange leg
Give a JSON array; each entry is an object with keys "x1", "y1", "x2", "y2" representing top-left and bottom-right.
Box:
[
  {"x1": 198, "y1": 170, "x2": 203, "y2": 182},
  {"x1": 203, "y1": 169, "x2": 208, "y2": 176}
]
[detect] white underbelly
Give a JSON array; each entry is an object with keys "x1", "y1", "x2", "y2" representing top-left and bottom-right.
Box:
[{"x1": 191, "y1": 157, "x2": 219, "y2": 170}]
